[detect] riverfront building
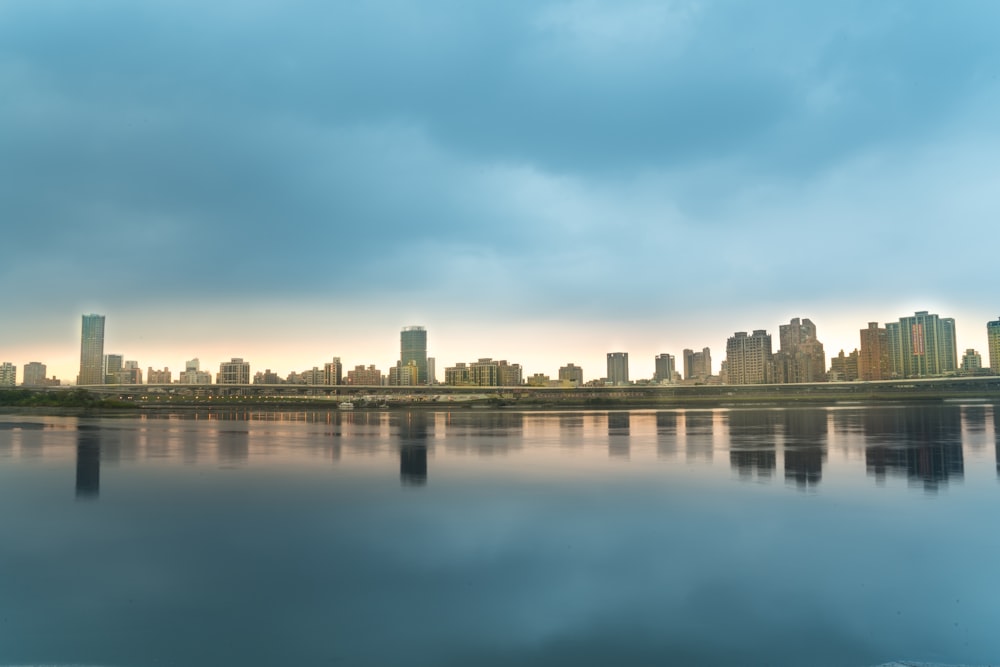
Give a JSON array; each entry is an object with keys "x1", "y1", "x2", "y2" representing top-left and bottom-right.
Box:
[
  {"x1": 22, "y1": 362, "x2": 47, "y2": 387},
  {"x1": 324, "y1": 358, "x2": 343, "y2": 385},
  {"x1": 726, "y1": 330, "x2": 773, "y2": 385},
  {"x1": 829, "y1": 350, "x2": 859, "y2": 382},
  {"x1": 400, "y1": 326, "x2": 428, "y2": 385},
  {"x1": 885, "y1": 311, "x2": 957, "y2": 378},
  {"x1": 346, "y1": 365, "x2": 382, "y2": 386},
  {"x1": 179, "y1": 359, "x2": 212, "y2": 384},
  {"x1": 559, "y1": 363, "x2": 584, "y2": 386},
  {"x1": 988, "y1": 317, "x2": 1000, "y2": 374},
  {"x1": 0, "y1": 362, "x2": 15, "y2": 387},
  {"x1": 217, "y1": 358, "x2": 251, "y2": 384},
  {"x1": 960, "y1": 349, "x2": 982, "y2": 374},
  {"x1": 79, "y1": 314, "x2": 106, "y2": 386},
  {"x1": 607, "y1": 353, "x2": 629, "y2": 386},
  {"x1": 682, "y1": 348, "x2": 712, "y2": 380},
  {"x1": 654, "y1": 354, "x2": 676, "y2": 383},
  {"x1": 858, "y1": 322, "x2": 890, "y2": 381},
  {"x1": 771, "y1": 318, "x2": 826, "y2": 383}
]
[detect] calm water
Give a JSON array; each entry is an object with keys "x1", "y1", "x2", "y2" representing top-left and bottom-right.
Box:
[{"x1": 1, "y1": 404, "x2": 999, "y2": 667}]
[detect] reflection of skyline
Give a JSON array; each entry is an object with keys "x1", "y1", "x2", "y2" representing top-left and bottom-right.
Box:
[
  {"x1": 782, "y1": 410, "x2": 827, "y2": 488},
  {"x1": 864, "y1": 406, "x2": 964, "y2": 492},
  {"x1": 728, "y1": 410, "x2": 777, "y2": 480},
  {"x1": 994, "y1": 407, "x2": 1000, "y2": 479},
  {"x1": 76, "y1": 426, "x2": 100, "y2": 499},
  {"x1": 655, "y1": 411, "x2": 678, "y2": 459},
  {"x1": 608, "y1": 412, "x2": 630, "y2": 459},
  {"x1": 396, "y1": 412, "x2": 429, "y2": 486},
  {"x1": 685, "y1": 411, "x2": 714, "y2": 461}
]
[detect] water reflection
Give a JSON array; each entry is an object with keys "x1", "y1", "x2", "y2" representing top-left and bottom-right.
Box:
[
  {"x1": 395, "y1": 412, "x2": 430, "y2": 486},
  {"x1": 76, "y1": 425, "x2": 101, "y2": 499},
  {"x1": 608, "y1": 412, "x2": 630, "y2": 460},
  {"x1": 864, "y1": 406, "x2": 964, "y2": 491},
  {"x1": 684, "y1": 411, "x2": 714, "y2": 461},
  {"x1": 728, "y1": 410, "x2": 778, "y2": 481},
  {"x1": 783, "y1": 410, "x2": 827, "y2": 489},
  {"x1": 655, "y1": 411, "x2": 678, "y2": 459},
  {"x1": 217, "y1": 429, "x2": 249, "y2": 464}
]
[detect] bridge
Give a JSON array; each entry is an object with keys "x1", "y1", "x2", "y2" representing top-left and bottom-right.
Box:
[{"x1": 31, "y1": 375, "x2": 1000, "y2": 404}]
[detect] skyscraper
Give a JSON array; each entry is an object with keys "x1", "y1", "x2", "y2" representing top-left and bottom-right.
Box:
[
  {"x1": 654, "y1": 354, "x2": 675, "y2": 383},
  {"x1": 682, "y1": 348, "x2": 712, "y2": 380},
  {"x1": 885, "y1": 311, "x2": 957, "y2": 378},
  {"x1": 858, "y1": 322, "x2": 889, "y2": 381},
  {"x1": 400, "y1": 326, "x2": 428, "y2": 385},
  {"x1": 22, "y1": 362, "x2": 47, "y2": 386},
  {"x1": 772, "y1": 317, "x2": 826, "y2": 383},
  {"x1": 726, "y1": 330, "x2": 772, "y2": 385},
  {"x1": 0, "y1": 362, "x2": 15, "y2": 387},
  {"x1": 988, "y1": 317, "x2": 1000, "y2": 375},
  {"x1": 607, "y1": 352, "x2": 629, "y2": 385},
  {"x1": 79, "y1": 314, "x2": 106, "y2": 386}
]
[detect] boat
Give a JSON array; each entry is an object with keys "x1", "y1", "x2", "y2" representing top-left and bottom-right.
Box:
[{"x1": 338, "y1": 401, "x2": 354, "y2": 410}]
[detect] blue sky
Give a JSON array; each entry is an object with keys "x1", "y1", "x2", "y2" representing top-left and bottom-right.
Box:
[{"x1": 2, "y1": 1, "x2": 999, "y2": 381}]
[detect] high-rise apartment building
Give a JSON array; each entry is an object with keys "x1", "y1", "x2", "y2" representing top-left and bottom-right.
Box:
[
  {"x1": 427, "y1": 357, "x2": 436, "y2": 385},
  {"x1": 607, "y1": 352, "x2": 629, "y2": 385},
  {"x1": 772, "y1": 318, "x2": 826, "y2": 383},
  {"x1": 726, "y1": 330, "x2": 772, "y2": 385},
  {"x1": 347, "y1": 365, "x2": 382, "y2": 386},
  {"x1": 988, "y1": 317, "x2": 1000, "y2": 374},
  {"x1": 885, "y1": 311, "x2": 957, "y2": 378},
  {"x1": 400, "y1": 326, "x2": 428, "y2": 385},
  {"x1": 0, "y1": 362, "x2": 15, "y2": 387},
  {"x1": 217, "y1": 358, "x2": 250, "y2": 384},
  {"x1": 828, "y1": 349, "x2": 859, "y2": 382},
  {"x1": 104, "y1": 354, "x2": 123, "y2": 384},
  {"x1": 147, "y1": 368, "x2": 171, "y2": 384},
  {"x1": 558, "y1": 363, "x2": 584, "y2": 385},
  {"x1": 22, "y1": 362, "x2": 47, "y2": 387},
  {"x1": 682, "y1": 348, "x2": 712, "y2": 380},
  {"x1": 654, "y1": 354, "x2": 675, "y2": 383},
  {"x1": 960, "y1": 349, "x2": 982, "y2": 374},
  {"x1": 179, "y1": 358, "x2": 213, "y2": 384},
  {"x1": 858, "y1": 322, "x2": 890, "y2": 381},
  {"x1": 324, "y1": 358, "x2": 343, "y2": 385},
  {"x1": 79, "y1": 314, "x2": 106, "y2": 385}
]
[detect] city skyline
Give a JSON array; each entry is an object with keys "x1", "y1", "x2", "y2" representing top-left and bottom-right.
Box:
[
  {"x1": 2, "y1": 3, "x2": 999, "y2": 385},
  {"x1": 3, "y1": 308, "x2": 999, "y2": 386}
]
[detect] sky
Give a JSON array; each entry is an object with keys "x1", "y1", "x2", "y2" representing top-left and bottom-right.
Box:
[{"x1": 2, "y1": 0, "x2": 999, "y2": 383}]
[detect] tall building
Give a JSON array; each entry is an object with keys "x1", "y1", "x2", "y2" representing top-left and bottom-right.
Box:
[
  {"x1": 400, "y1": 326, "x2": 428, "y2": 385},
  {"x1": 828, "y1": 349, "x2": 859, "y2": 382},
  {"x1": 0, "y1": 362, "x2": 15, "y2": 387},
  {"x1": 988, "y1": 317, "x2": 1000, "y2": 374},
  {"x1": 726, "y1": 330, "x2": 772, "y2": 385},
  {"x1": 217, "y1": 358, "x2": 250, "y2": 384},
  {"x1": 347, "y1": 365, "x2": 382, "y2": 385},
  {"x1": 147, "y1": 367, "x2": 171, "y2": 384},
  {"x1": 607, "y1": 352, "x2": 629, "y2": 385},
  {"x1": 427, "y1": 357, "x2": 436, "y2": 385},
  {"x1": 179, "y1": 358, "x2": 213, "y2": 384},
  {"x1": 858, "y1": 322, "x2": 890, "y2": 381},
  {"x1": 79, "y1": 314, "x2": 106, "y2": 385},
  {"x1": 22, "y1": 362, "x2": 47, "y2": 387},
  {"x1": 324, "y1": 358, "x2": 343, "y2": 385},
  {"x1": 772, "y1": 317, "x2": 826, "y2": 383},
  {"x1": 682, "y1": 348, "x2": 712, "y2": 380},
  {"x1": 885, "y1": 311, "x2": 958, "y2": 378},
  {"x1": 654, "y1": 354, "x2": 675, "y2": 383},
  {"x1": 104, "y1": 354, "x2": 123, "y2": 384},
  {"x1": 960, "y1": 349, "x2": 982, "y2": 374},
  {"x1": 558, "y1": 363, "x2": 584, "y2": 385}
]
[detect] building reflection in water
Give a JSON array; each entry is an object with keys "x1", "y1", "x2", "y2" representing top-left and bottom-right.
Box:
[
  {"x1": 76, "y1": 425, "x2": 101, "y2": 499},
  {"x1": 444, "y1": 411, "x2": 523, "y2": 456},
  {"x1": 558, "y1": 413, "x2": 584, "y2": 448},
  {"x1": 782, "y1": 409, "x2": 828, "y2": 489},
  {"x1": 864, "y1": 406, "x2": 964, "y2": 492},
  {"x1": 608, "y1": 412, "x2": 630, "y2": 459},
  {"x1": 396, "y1": 411, "x2": 429, "y2": 486},
  {"x1": 685, "y1": 411, "x2": 714, "y2": 461},
  {"x1": 994, "y1": 406, "x2": 1000, "y2": 479},
  {"x1": 655, "y1": 412, "x2": 678, "y2": 459},
  {"x1": 728, "y1": 410, "x2": 778, "y2": 480},
  {"x1": 217, "y1": 428, "x2": 250, "y2": 464}
]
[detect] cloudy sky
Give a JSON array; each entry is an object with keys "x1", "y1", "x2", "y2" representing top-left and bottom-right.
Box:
[{"x1": 2, "y1": 0, "x2": 999, "y2": 382}]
